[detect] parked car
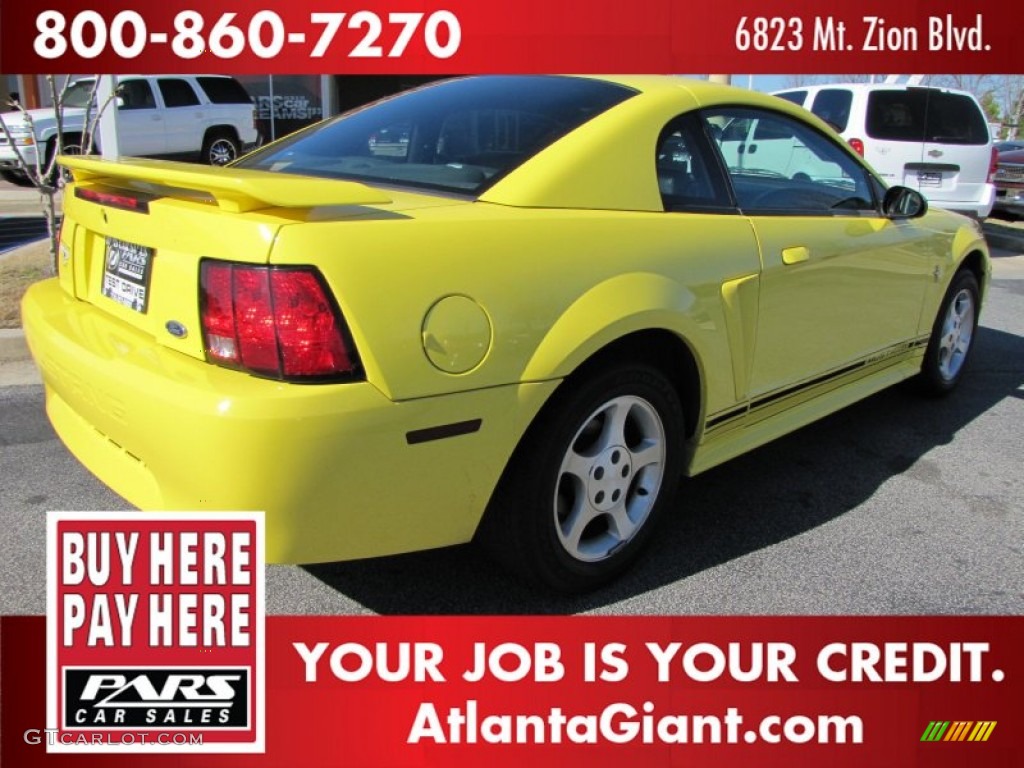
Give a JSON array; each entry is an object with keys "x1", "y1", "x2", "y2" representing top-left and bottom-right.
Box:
[
  {"x1": 992, "y1": 148, "x2": 1024, "y2": 219},
  {"x1": 0, "y1": 75, "x2": 257, "y2": 186},
  {"x1": 994, "y1": 140, "x2": 1024, "y2": 154},
  {"x1": 774, "y1": 83, "x2": 997, "y2": 219},
  {"x1": 23, "y1": 75, "x2": 990, "y2": 592}
]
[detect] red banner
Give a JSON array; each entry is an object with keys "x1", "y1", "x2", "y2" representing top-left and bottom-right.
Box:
[
  {"x1": 0, "y1": 0, "x2": 1019, "y2": 74},
  {"x1": 3, "y1": 615, "x2": 1021, "y2": 766}
]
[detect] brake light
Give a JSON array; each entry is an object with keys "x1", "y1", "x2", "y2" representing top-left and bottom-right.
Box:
[
  {"x1": 200, "y1": 261, "x2": 360, "y2": 380},
  {"x1": 848, "y1": 138, "x2": 865, "y2": 156},
  {"x1": 75, "y1": 186, "x2": 152, "y2": 213},
  {"x1": 988, "y1": 146, "x2": 999, "y2": 183}
]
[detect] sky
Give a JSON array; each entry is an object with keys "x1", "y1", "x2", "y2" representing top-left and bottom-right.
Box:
[{"x1": 681, "y1": 75, "x2": 797, "y2": 93}]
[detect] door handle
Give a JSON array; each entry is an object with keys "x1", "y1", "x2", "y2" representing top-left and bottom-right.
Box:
[{"x1": 782, "y1": 246, "x2": 810, "y2": 265}]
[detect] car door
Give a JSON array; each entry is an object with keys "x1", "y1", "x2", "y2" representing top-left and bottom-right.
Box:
[
  {"x1": 113, "y1": 78, "x2": 166, "y2": 156},
  {"x1": 703, "y1": 106, "x2": 937, "y2": 398},
  {"x1": 156, "y1": 77, "x2": 204, "y2": 156}
]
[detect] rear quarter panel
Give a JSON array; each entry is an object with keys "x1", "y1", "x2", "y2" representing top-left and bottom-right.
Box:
[{"x1": 268, "y1": 203, "x2": 763, "y2": 428}]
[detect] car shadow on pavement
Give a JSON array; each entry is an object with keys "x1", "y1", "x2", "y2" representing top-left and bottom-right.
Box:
[{"x1": 303, "y1": 323, "x2": 1024, "y2": 614}]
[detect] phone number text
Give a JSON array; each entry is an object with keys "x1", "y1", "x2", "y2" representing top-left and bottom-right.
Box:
[{"x1": 34, "y1": 9, "x2": 461, "y2": 61}]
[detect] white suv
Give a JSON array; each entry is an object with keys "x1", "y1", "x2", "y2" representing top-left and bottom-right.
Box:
[
  {"x1": 0, "y1": 75, "x2": 258, "y2": 186},
  {"x1": 773, "y1": 83, "x2": 997, "y2": 218}
]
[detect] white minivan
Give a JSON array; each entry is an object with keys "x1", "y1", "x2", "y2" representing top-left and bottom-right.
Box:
[{"x1": 773, "y1": 83, "x2": 997, "y2": 218}]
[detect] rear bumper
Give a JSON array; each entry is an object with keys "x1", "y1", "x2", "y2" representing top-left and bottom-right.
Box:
[
  {"x1": 22, "y1": 278, "x2": 551, "y2": 563},
  {"x1": 926, "y1": 183, "x2": 996, "y2": 219},
  {"x1": 0, "y1": 144, "x2": 40, "y2": 171},
  {"x1": 993, "y1": 185, "x2": 1024, "y2": 217}
]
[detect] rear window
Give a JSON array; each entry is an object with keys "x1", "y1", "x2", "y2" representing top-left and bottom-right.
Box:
[
  {"x1": 924, "y1": 91, "x2": 990, "y2": 145},
  {"x1": 197, "y1": 77, "x2": 254, "y2": 105},
  {"x1": 235, "y1": 76, "x2": 637, "y2": 195},
  {"x1": 810, "y1": 89, "x2": 852, "y2": 132},
  {"x1": 867, "y1": 89, "x2": 989, "y2": 145}
]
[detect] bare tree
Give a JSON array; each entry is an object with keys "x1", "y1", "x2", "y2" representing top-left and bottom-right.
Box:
[
  {"x1": 0, "y1": 75, "x2": 11, "y2": 111},
  {"x1": 0, "y1": 75, "x2": 117, "y2": 270},
  {"x1": 782, "y1": 74, "x2": 882, "y2": 89},
  {"x1": 994, "y1": 75, "x2": 1024, "y2": 139}
]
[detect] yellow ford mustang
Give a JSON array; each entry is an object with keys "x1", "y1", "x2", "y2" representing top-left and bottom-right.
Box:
[{"x1": 23, "y1": 75, "x2": 989, "y2": 591}]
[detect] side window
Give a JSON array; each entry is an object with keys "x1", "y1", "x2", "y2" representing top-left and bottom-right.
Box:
[
  {"x1": 158, "y1": 79, "x2": 200, "y2": 108},
  {"x1": 196, "y1": 77, "x2": 253, "y2": 105},
  {"x1": 654, "y1": 115, "x2": 730, "y2": 212},
  {"x1": 810, "y1": 89, "x2": 853, "y2": 132},
  {"x1": 117, "y1": 80, "x2": 156, "y2": 110},
  {"x1": 774, "y1": 90, "x2": 807, "y2": 107},
  {"x1": 704, "y1": 107, "x2": 875, "y2": 214}
]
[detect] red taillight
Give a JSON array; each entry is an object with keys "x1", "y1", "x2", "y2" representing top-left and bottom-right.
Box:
[
  {"x1": 848, "y1": 138, "x2": 865, "y2": 157},
  {"x1": 75, "y1": 186, "x2": 151, "y2": 213},
  {"x1": 200, "y1": 261, "x2": 359, "y2": 380},
  {"x1": 988, "y1": 146, "x2": 999, "y2": 183}
]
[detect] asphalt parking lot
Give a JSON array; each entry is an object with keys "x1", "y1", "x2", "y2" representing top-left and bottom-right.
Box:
[{"x1": 1, "y1": 233, "x2": 1022, "y2": 617}]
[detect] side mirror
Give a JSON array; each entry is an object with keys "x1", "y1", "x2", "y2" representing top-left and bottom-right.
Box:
[
  {"x1": 115, "y1": 96, "x2": 125, "y2": 109},
  {"x1": 882, "y1": 186, "x2": 927, "y2": 219}
]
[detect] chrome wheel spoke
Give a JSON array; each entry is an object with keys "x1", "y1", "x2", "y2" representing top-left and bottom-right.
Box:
[
  {"x1": 559, "y1": 502, "x2": 597, "y2": 553},
  {"x1": 562, "y1": 450, "x2": 593, "y2": 484},
  {"x1": 600, "y1": 400, "x2": 631, "y2": 448},
  {"x1": 608, "y1": 505, "x2": 640, "y2": 543},
  {"x1": 630, "y1": 439, "x2": 663, "y2": 471}
]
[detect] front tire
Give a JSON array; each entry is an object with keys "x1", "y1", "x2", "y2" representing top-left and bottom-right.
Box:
[
  {"x1": 478, "y1": 364, "x2": 685, "y2": 592},
  {"x1": 919, "y1": 270, "x2": 980, "y2": 395},
  {"x1": 0, "y1": 169, "x2": 34, "y2": 187}
]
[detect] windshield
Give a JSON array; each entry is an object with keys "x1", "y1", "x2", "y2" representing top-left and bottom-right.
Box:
[
  {"x1": 63, "y1": 80, "x2": 97, "y2": 109},
  {"x1": 235, "y1": 76, "x2": 637, "y2": 195}
]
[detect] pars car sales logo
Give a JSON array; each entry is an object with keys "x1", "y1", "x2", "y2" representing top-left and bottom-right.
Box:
[{"x1": 46, "y1": 512, "x2": 265, "y2": 753}]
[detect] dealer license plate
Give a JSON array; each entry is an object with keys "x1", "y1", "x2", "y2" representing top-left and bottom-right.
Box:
[{"x1": 101, "y1": 237, "x2": 154, "y2": 313}]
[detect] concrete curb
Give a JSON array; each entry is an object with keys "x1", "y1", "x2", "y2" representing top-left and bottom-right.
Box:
[{"x1": 0, "y1": 328, "x2": 30, "y2": 363}]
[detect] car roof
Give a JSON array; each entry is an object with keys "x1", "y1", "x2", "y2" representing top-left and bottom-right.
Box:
[
  {"x1": 576, "y1": 75, "x2": 818, "y2": 114},
  {"x1": 772, "y1": 82, "x2": 977, "y2": 98},
  {"x1": 479, "y1": 75, "x2": 848, "y2": 212}
]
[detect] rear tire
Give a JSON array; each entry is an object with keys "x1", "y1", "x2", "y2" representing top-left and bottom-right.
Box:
[
  {"x1": 477, "y1": 363, "x2": 684, "y2": 593},
  {"x1": 918, "y1": 270, "x2": 980, "y2": 395},
  {"x1": 202, "y1": 130, "x2": 240, "y2": 166}
]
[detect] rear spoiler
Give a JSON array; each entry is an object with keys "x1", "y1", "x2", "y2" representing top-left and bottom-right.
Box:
[{"x1": 59, "y1": 156, "x2": 392, "y2": 213}]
